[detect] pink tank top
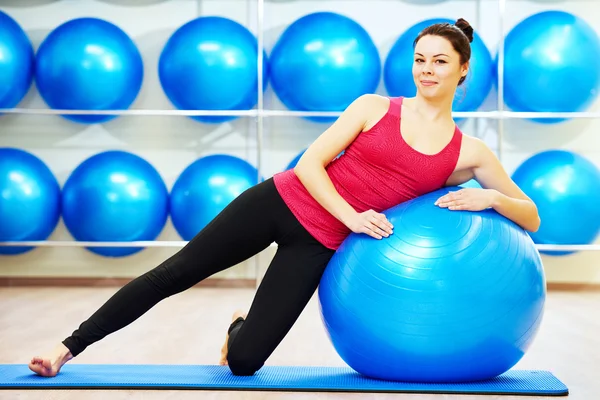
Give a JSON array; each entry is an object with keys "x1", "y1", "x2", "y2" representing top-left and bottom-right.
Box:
[{"x1": 273, "y1": 96, "x2": 463, "y2": 250}]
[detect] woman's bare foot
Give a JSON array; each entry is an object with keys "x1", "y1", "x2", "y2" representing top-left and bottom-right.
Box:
[
  {"x1": 29, "y1": 343, "x2": 73, "y2": 377},
  {"x1": 219, "y1": 309, "x2": 247, "y2": 366}
]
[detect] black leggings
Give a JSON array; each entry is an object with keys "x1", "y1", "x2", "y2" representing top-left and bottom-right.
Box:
[{"x1": 62, "y1": 178, "x2": 336, "y2": 376}]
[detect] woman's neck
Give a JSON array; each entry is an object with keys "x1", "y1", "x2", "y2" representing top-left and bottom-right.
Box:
[{"x1": 406, "y1": 93, "x2": 454, "y2": 122}]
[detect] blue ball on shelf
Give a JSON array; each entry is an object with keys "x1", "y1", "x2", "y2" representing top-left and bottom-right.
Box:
[
  {"x1": 35, "y1": 18, "x2": 144, "y2": 124},
  {"x1": 170, "y1": 154, "x2": 260, "y2": 240},
  {"x1": 0, "y1": 11, "x2": 34, "y2": 110},
  {"x1": 269, "y1": 12, "x2": 381, "y2": 122},
  {"x1": 0, "y1": 148, "x2": 61, "y2": 255},
  {"x1": 512, "y1": 150, "x2": 600, "y2": 255},
  {"x1": 502, "y1": 11, "x2": 600, "y2": 123},
  {"x1": 61, "y1": 151, "x2": 169, "y2": 257},
  {"x1": 159, "y1": 16, "x2": 267, "y2": 124},
  {"x1": 384, "y1": 18, "x2": 494, "y2": 114}
]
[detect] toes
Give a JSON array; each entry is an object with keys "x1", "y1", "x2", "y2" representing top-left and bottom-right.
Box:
[{"x1": 28, "y1": 363, "x2": 46, "y2": 376}]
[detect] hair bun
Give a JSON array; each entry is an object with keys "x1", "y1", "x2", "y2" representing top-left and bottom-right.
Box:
[{"x1": 455, "y1": 18, "x2": 474, "y2": 43}]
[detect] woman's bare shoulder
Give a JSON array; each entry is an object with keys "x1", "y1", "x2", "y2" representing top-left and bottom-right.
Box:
[{"x1": 359, "y1": 94, "x2": 392, "y2": 130}]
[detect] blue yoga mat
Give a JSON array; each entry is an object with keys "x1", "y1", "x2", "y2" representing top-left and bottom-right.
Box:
[{"x1": 0, "y1": 365, "x2": 568, "y2": 395}]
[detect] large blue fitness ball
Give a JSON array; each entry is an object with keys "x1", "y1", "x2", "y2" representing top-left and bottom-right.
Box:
[
  {"x1": 170, "y1": 155, "x2": 259, "y2": 240},
  {"x1": 159, "y1": 17, "x2": 267, "y2": 124},
  {"x1": 503, "y1": 11, "x2": 600, "y2": 121},
  {"x1": 384, "y1": 18, "x2": 493, "y2": 113},
  {"x1": 35, "y1": 18, "x2": 143, "y2": 124},
  {"x1": 319, "y1": 187, "x2": 546, "y2": 383},
  {"x1": 269, "y1": 12, "x2": 380, "y2": 119},
  {"x1": 511, "y1": 150, "x2": 600, "y2": 256},
  {"x1": 0, "y1": 148, "x2": 60, "y2": 255},
  {"x1": 0, "y1": 11, "x2": 34, "y2": 110},
  {"x1": 62, "y1": 151, "x2": 168, "y2": 257}
]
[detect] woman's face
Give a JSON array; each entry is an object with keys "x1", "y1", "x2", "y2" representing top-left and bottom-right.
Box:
[{"x1": 412, "y1": 35, "x2": 468, "y2": 99}]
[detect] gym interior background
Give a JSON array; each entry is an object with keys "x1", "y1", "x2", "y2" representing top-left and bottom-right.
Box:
[
  {"x1": 1, "y1": 0, "x2": 599, "y2": 288},
  {"x1": 0, "y1": 0, "x2": 599, "y2": 398}
]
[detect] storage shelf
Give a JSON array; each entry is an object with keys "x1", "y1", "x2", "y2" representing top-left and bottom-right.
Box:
[
  {"x1": 2, "y1": 0, "x2": 599, "y2": 263},
  {"x1": 1, "y1": 108, "x2": 600, "y2": 120},
  {"x1": 0, "y1": 241, "x2": 599, "y2": 252},
  {"x1": 0, "y1": 108, "x2": 260, "y2": 117}
]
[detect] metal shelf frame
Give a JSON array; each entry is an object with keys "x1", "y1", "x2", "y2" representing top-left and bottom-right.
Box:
[
  {"x1": 1, "y1": 0, "x2": 599, "y2": 255},
  {"x1": 1, "y1": 241, "x2": 599, "y2": 253},
  {"x1": 2, "y1": 108, "x2": 600, "y2": 120}
]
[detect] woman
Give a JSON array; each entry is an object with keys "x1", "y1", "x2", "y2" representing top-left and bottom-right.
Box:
[{"x1": 29, "y1": 18, "x2": 540, "y2": 377}]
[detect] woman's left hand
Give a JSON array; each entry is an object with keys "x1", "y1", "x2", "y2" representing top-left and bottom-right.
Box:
[{"x1": 434, "y1": 188, "x2": 498, "y2": 211}]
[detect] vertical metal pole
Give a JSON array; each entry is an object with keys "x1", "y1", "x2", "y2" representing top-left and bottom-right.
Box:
[
  {"x1": 255, "y1": 0, "x2": 266, "y2": 288},
  {"x1": 257, "y1": 0, "x2": 265, "y2": 181},
  {"x1": 473, "y1": 0, "x2": 482, "y2": 139},
  {"x1": 497, "y1": 0, "x2": 506, "y2": 162}
]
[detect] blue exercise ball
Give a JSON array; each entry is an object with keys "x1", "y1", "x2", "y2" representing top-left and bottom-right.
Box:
[
  {"x1": 270, "y1": 12, "x2": 381, "y2": 121},
  {"x1": 285, "y1": 150, "x2": 305, "y2": 171},
  {"x1": 319, "y1": 187, "x2": 545, "y2": 382},
  {"x1": 159, "y1": 17, "x2": 267, "y2": 124},
  {"x1": 384, "y1": 18, "x2": 494, "y2": 113},
  {"x1": 0, "y1": 148, "x2": 61, "y2": 255},
  {"x1": 62, "y1": 151, "x2": 168, "y2": 257},
  {"x1": 503, "y1": 11, "x2": 600, "y2": 122},
  {"x1": 512, "y1": 150, "x2": 600, "y2": 256},
  {"x1": 0, "y1": 12, "x2": 34, "y2": 110},
  {"x1": 284, "y1": 148, "x2": 345, "y2": 171},
  {"x1": 35, "y1": 18, "x2": 144, "y2": 124},
  {"x1": 170, "y1": 155, "x2": 259, "y2": 240}
]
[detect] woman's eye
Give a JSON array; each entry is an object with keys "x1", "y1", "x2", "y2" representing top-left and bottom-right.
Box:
[{"x1": 436, "y1": 60, "x2": 447, "y2": 64}]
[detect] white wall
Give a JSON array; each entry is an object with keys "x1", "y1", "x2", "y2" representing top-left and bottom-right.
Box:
[{"x1": 0, "y1": 0, "x2": 598, "y2": 285}]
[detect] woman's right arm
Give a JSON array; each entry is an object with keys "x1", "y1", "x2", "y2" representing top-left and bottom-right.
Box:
[{"x1": 293, "y1": 94, "x2": 393, "y2": 240}]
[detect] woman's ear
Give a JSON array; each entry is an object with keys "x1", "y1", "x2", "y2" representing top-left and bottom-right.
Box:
[{"x1": 461, "y1": 61, "x2": 469, "y2": 78}]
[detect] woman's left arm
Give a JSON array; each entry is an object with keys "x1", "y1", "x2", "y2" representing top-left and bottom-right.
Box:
[{"x1": 436, "y1": 139, "x2": 541, "y2": 232}]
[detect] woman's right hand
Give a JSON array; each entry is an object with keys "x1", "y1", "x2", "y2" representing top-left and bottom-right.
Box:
[{"x1": 345, "y1": 210, "x2": 394, "y2": 239}]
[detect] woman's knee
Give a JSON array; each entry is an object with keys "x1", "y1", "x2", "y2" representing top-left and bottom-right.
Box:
[
  {"x1": 143, "y1": 257, "x2": 197, "y2": 296},
  {"x1": 227, "y1": 353, "x2": 263, "y2": 376}
]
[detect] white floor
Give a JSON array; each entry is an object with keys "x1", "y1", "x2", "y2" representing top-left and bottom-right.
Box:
[{"x1": 1, "y1": 287, "x2": 597, "y2": 399}]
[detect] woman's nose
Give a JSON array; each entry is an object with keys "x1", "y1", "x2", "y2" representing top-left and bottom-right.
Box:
[{"x1": 422, "y1": 62, "x2": 433, "y2": 74}]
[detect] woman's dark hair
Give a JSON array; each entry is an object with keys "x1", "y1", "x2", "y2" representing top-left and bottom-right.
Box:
[{"x1": 413, "y1": 18, "x2": 474, "y2": 85}]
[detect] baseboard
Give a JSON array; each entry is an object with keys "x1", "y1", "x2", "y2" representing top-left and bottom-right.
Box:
[
  {"x1": 546, "y1": 282, "x2": 600, "y2": 291},
  {"x1": 0, "y1": 277, "x2": 598, "y2": 292}
]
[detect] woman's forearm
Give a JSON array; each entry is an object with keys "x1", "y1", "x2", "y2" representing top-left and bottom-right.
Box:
[
  {"x1": 294, "y1": 164, "x2": 357, "y2": 226},
  {"x1": 491, "y1": 190, "x2": 541, "y2": 233}
]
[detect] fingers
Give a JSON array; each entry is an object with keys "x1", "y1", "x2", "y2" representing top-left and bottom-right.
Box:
[
  {"x1": 369, "y1": 213, "x2": 393, "y2": 232},
  {"x1": 359, "y1": 211, "x2": 393, "y2": 240},
  {"x1": 366, "y1": 221, "x2": 389, "y2": 239},
  {"x1": 437, "y1": 199, "x2": 465, "y2": 210},
  {"x1": 447, "y1": 203, "x2": 465, "y2": 210},
  {"x1": 435, "y1": 190, "x2": 463, "y2": 206}
]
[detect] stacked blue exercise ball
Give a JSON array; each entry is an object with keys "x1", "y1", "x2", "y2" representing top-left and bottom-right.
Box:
[
  {"x1": 285, "y1": 148, "x2": 345, "y2": 171},
  {"x1": 0, "y1": 11, "x2": 34, "y2": 110},
  {"x1": 511, "y1": 150, "x2": 600, "y2": 256},
  {"x1": 319, "y1": 187, "x2": 546, "y2": 382},
  {"x1": 384, "y1": 18, "x2": 494, "y2": 113},
  {"x1": 170, "y1": 155, "x2": 259, "y2": 240},
  {"x1": 0, "y1": 148, "x2": 61, "y2": 255},
  {"x1": 61, "y1": 151, "x2": 168, "y2": 257},
  {"x1": 159, "y1": 17, "x2": 267, "y2": 124},
  {"x1": 269, "y1": 12, "x2": 381, "y2": 121},
  {"x1": 503, "y1": 11, "x2": 600, "y2": 122},
  {"x1": 285, "y1": 150, "x2": 306, "y2": 171},
  {"x1": 35, "y1": 18, "x2": 144, "y2": 124}
]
